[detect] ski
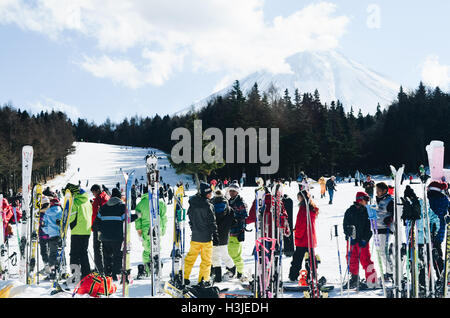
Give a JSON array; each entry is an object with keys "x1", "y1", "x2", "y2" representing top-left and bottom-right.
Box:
[
  {"x1": 20, "y1": 146, "x2": 33, "y2": 283},
  {"x1": 390, "y1": 164, "x2": 405, "y2": 298},
  {"x1": 169, "y1": 185, "x2": 185, "y2": 289},
  {"x1": 122, "y1": 170, "x2": 135, "y2": 297},
  {"x1": 0, "y1": 194, "x2": 7, "y2": 280},
  {"x1": 146, "y1": 154, "x2": 161, "y2": 296},
  {"x1": 27, "y1": 184, "x2": 43, "y2": 285},
  {"x1": 51, "y1": 190, "x2": 73, "y2": 295}
]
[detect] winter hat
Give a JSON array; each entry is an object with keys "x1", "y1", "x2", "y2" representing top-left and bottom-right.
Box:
[
  {"x1": 214, "y1": 189, "x2": 223, "y2": 197},
  {"x1": 64, "y1": 183, "x2": 80, "y2": 196},
  {"x1": 41, "y1": 196, "x2": 50, "y2": 206},
  {"x1": 228, "y1": 183, "x2": 240, "y2": 194},
  {"x1": 111, "y1": 188, "x2": 122, "y2": 198},
  {"x1": 428, "y1": 181, "x2": 448, "y2": 193},
  {"x1": 199, "y1": 182, "x2": 212, "y2": 196},
  {"x1": 50, "y1": 198, "x2": 60, "y2": 206},
  {"x1": 356, "y1": 191, "x2": 370, "y2": 203}
]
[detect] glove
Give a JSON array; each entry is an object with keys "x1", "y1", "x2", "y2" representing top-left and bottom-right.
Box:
[
  {"x1": 55, "y1": 219, "x2": 61, "y2": 227},
  {"x1": 359, "y1": 240, "x2": 367, "y2": 248},
  {"x1": 383, "y1": 216, "x2": 393, "y2": 226}
]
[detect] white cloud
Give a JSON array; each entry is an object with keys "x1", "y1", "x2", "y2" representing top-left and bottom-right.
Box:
[
  {"x1": 28, "y1": 97, "x2": 81, "y2": 120},
  {"x1": 0, "y1": 0, "x2": 349, "y2": 89},
  {"x1": 421, "y1": 55, "x2": 450, "y2": 89}
]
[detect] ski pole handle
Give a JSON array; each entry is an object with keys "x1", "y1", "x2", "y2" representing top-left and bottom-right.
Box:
[{"x1": 334, "y1": 224, "x2": 339, "y2": 237}]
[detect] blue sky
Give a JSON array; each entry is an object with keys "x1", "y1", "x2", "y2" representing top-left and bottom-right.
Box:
[{"x1": 0, "y1": 0, "x2": 448, "y2": 124}]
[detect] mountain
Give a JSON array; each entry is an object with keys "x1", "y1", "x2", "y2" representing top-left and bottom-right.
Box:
[{"x1": 176, "y1": 50, "x2": 400, "y2": 115}]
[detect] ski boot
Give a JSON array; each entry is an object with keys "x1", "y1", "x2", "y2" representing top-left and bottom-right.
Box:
[
  {"x1": 223, "y1": 266, "x2": 236, "y2": 280},
  {"x1": 136, "y1": 264, "x2": 147, "y2": 280},
  {"x1": 342, "y1": 274, "x2": 359, "y2": 289},
  {"x1": 212, "y1": 267, "x2": 222, "y2": 283}
]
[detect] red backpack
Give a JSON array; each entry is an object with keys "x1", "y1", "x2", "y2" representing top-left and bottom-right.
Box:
[{"x1": 73, "y1": 273, "x2": 117, "y2": 298}]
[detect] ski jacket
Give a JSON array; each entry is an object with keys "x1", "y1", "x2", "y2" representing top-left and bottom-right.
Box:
[
  {"x1": 42, "y1": 204, "x2": 63, "y2": 238},
  {"x1": 134, "y1": 193, "x2": 167, "y2": 236},
  {"x1": 228, "y1": 194, "x2": 248, "y2": 242},
  {"x1": 39, "y1": 205, "x2": 50, "y2": 239},
  {"x1": 69, "y1": 190, "x2": 93, "y2": 236},
  {"x1": 211, "y1": 195, "x2": 234, "y2": 246},
  {"x1": 427, "y1": 190, "x2": 449, "y2": 243},
  {"x1": 363, "y1": 180, "x2": 375, "y2": 196},
  {"x1": 294, "y1": 202, "x2": 318, "y2": 248},
  {"x1": 1, "y1": 198, "x2": 14, "y2": 228},
  {"x1": 343, "y1": 202, "x2": 373, "y2": 243},
  {"x1": 93, "y1": 197, "x2": 127, "y2": 242},
  {"x1": 417, "y1": 199, "x2": 440, "y2": 245},
  {"x1": 375, "y1": 193, "x2": 394, "y2": 234},
  {"x1": 187, "y1": 194, "x2": 218, "y2": 243},
  {"x1": 326, "y1": 179, "x2": 336, "y2": 192},
  {"x1": 91, "y1": 191, "x2": 110, "y2": 229}
]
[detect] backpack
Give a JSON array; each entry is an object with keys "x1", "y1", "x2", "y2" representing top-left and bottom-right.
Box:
[{"x1": 73, "y1": 272, "x2": 117, "y2": 298}]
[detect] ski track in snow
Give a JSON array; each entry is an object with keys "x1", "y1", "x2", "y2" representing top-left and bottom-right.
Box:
[{"x1": 4, "y1": 142, "x2": 434, "y2": 298}]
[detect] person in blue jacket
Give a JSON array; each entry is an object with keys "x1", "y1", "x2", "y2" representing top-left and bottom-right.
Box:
[{"x1": 42, "y1": 196, "x2": 63, "y2": 279}]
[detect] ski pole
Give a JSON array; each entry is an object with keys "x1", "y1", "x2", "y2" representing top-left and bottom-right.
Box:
[{"x1": 332, "y1": 225, "x2": 343, "y2": 296}]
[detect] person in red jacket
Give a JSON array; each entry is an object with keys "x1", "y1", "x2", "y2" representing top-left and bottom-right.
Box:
[
  {"x1": 91, "y1": 184, "x2": 110, "y2": 274},
  {"x1": 1, "y1": 197, "x2": 15, "y2": 238},
  {"x1": 288, "y1": 190, "x2": 319, "y2": 282}
]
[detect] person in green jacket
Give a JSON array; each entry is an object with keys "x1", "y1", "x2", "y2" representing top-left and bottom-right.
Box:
[
  {"x1": 65, "y1": 183, "x2": 93, "y2": 281},
  {"x1": 135, "y1": 186, "x2": 167, "y2": 277}
]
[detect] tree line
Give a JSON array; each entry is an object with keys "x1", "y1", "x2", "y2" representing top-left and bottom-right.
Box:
[{"x1": 0, "y1": 105, "x2": 75, "y2": 194}]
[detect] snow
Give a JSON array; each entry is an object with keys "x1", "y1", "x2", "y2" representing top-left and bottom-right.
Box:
[
  {"x1": 3, "y1": 142, "x2": 437, "y2": 298},
  {"x1": 174, "y1": 50, "x2": 400, "y2": 116}
]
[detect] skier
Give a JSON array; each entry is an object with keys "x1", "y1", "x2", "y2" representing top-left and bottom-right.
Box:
[
  {"x1": 210, "y1": 189, "x2": 234, "y2": 283},
  {"x1": 363, "y1": 175, "x2": 375, "y2": 204},
  {"x1": 183, "y1": 182, "x2": 218, "y2": 286},
  {"x1": 92, "y1": 188, "x2": 137, "y2": 281},
  {"x1": 354, "y1": 170, "x2": 360, "y2": 187},
  {"x1": 131, "y1": 184, "x2": 137, "y2": 210},
  {"x1": 282, "y1": 193, "x2": 295, "y2": 257},
  {"x1": 65, "y1": 183, "x2": 93, "y2": 281},
  {"x1": 326, "y1": 176, "x2": 337, "y2": 205},
  {"x1": 134, "y1": 186, "x2": 167, "y2": 278},
  {"x1": 225, "y1": 183, "x2": 249, "y2": 280},
  {"x1": 343, "y1": 191, "x2": 378, "y2": 288},
  {"x1": 168, "y1": 187, "x2": 174, "y2": 205},
  {"x1": 288, "y1": 190, "x2": 319, "y2": 282},
  {"x1": 318, "y1": 177, "x2": 326, "y2": 199},
  {"x1": 427, "y1": 181, "x2": 449, "y2": 277},
  {"x1": 90, "y1": 184, "x2": 110, "y2": 275},
  {"x1": 374, "y1": 182, "x2": 394, "y2": 282},
  {"x1": 38, "y1": 196, "x2": 52, "y2": 274},
  {"x1": 41, "y1": 196, "x2": 63, "y2": 280}
]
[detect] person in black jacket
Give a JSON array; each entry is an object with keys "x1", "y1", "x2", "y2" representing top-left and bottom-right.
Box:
[
  {"x1": 183, "y1": 182, "x2": 219, "y2": 286},
  {"x1": 343, "y1": 191, "x2": 378, "y2": 289},
  {"x1": 210, "y1": 189, "x2": 235, "y2": 282},
  {"x1": 326, "y1": 176, "x2": 337, "y2": 204},
  {"x1": 92, "y1": 188, "x2": 137, "y2": 280}
]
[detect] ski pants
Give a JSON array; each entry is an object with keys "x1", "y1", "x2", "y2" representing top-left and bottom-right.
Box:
[
  {"x1": 288, "y1": 246, "x2": 316, "y2": 281},
  {"x1": 184, "y1": 241, "x2": 213, "y2": 283},
  {"x1": 141, "y1": 227, "x2": 152, "y2": 264},
  {"x1": 92, "y1": 230, "x2": 104, "y2": 274},
  {"x1": 212, "y1": 244, "x2": 234, "y2": 269},
  {"x1": 228, "y1": 236, "x2": 244, "y2": 274},
  {"x1": 378, "y1": 233, "x2": 394, "y2": 275},
  {"x1": 70, "y1": 235, "x2": 91, "y2": 278},
  {"x1": 347, "y1": 242, "x2": 377, "y2": 284},
  {"x1": 328, "y1": 190, "x2": 334, "y2": 203},
  {"x1": 102, "y1": 240, "x2": 123, "y2": 277},
  {"x1": 320, "y1": 185, "x2": 326, "y2": 197},
  {"x1": 40, "y1": 237, "x2": 60, "y2": 267}
]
